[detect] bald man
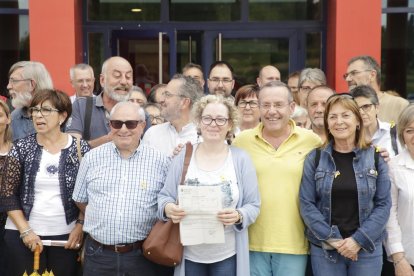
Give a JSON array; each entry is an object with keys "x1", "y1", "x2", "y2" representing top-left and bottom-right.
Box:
[{"x1": 256, "y1": 65, "x2": 281, "y2": 87}]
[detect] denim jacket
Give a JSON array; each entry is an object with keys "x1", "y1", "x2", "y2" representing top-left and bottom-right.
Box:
[{"x1": 299, "y1": 142, "x2": 391, "y2": 260}]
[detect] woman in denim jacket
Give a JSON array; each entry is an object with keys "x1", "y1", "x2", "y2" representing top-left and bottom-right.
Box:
[{"x1": 300, "y1": 93, "x2": 391, "y2": 276}]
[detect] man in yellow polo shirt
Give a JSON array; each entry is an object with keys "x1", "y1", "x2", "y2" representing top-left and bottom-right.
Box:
[{"x1": 233, "y1": 81, "x2": 321, "y2": 276}]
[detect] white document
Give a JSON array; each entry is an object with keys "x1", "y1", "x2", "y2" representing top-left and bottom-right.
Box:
[{"x1": 178, "y1": 185, "x2": 225, "y2": 246}]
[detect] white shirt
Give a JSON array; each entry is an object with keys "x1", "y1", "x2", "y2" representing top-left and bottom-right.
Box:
[
  {"x1": 142, "y1": 122, "x2": 199, "y2": 156},
  {"x1": 385, "y1": 148, "x2": 414, "y2": 265},
  {"x1": 183, "y1": 144, "x2": 239, "y2": 263},
  {"x1": 6, "y1": 136, "x2": 75, "y2": 235},
  {"x1": 372, "y1": 120, "x2": 402, "y2": 157}
]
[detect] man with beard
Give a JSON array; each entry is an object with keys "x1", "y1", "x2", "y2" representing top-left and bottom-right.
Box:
[
  {"x1": 142, "y1": 74, "x2": 203, "y2": 156},
  {"x1": 207, "y1": 61, "x2": 235, "y2": 99},
  {"x1": 67, "y1": 56, "x2": 150, "y2": 148},
  {"x1": 344, "y1": 55, "x2": 409, "y2": 123},
  {"x1": 306, "y1": 85, "x2": 334, "y2": 142},
  {"x1": 7, "y1": 61, "x2": 53, "y2": 141}
]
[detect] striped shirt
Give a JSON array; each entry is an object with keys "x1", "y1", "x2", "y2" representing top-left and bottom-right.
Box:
[{"x1": 73, "y1": 142, "x2": 171, "y2": 245}]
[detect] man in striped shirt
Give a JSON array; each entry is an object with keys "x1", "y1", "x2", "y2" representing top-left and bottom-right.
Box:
[{"x1": 73, "y1": 101, "x2": 172, "y2": 276}]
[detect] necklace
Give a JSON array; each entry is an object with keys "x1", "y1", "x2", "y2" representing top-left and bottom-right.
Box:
[{"x1": 39, "y1": 134, "x2": 68, "y2": 153}]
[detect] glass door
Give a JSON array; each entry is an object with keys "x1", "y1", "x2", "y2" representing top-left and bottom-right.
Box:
[{"x1": 111, "y1": 30, "x2": 173, "y2": 94}]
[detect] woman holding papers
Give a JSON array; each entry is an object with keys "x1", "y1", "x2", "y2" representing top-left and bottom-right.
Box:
[
  {"x1": 0, "y1": 89, "x2": 90, "y2": 275},
  {"x1": 158, "y1": 95, "x2": 260, "y2": 276}
]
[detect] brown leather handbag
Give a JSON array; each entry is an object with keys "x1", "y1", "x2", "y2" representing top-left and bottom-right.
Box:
[{"x1": 142, "y1": 142, "x2": 193, "y2": 267}]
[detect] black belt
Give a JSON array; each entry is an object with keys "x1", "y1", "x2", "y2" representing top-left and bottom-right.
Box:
[{"x1": 89, "y1": 236, "x2": 144, "y2": 253}]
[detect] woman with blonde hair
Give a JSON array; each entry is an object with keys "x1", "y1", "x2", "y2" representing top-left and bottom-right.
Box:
[{"x1": 158, "y1": 95, "x2": 260, "y2": 276}]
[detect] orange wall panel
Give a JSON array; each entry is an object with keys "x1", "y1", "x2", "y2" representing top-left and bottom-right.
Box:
[
  {"x1": 326, "y1": 0, "x2": 382, "y2": 92},
  {"x1": 29, "y1": 0, "x2": 82, "y2": 95}
]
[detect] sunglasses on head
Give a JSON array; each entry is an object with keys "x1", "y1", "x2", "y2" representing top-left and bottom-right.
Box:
[{"x1": 109, "y1": 120, "x2": 142, "y2": 129}]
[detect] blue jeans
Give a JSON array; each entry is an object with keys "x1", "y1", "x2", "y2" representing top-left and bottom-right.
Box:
[
  {"x1": 310, "y1": 243, "x2": 383, "y2": 276},
  {"x1": 83, "y1": 235, "x2": 173, "y2": 276},
  {"x1": 250, "y1": 251, "x2": 307, "y2": 276},
  {"x1": 185, "y1": 255, "x2": 236, "y2": 276}
]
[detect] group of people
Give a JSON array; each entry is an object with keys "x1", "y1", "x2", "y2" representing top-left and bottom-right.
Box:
[{"x1": 0, "y1": 54, "x2": 412, "y2": 276}]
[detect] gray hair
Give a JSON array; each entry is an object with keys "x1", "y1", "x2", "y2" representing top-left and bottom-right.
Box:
[
  {"x1": 298, "y1": 68, "x2": 326, "y2": 88},
  {"x1": 171, "y1": 74, "x2": 204, "y2": 107},
  {"x1": 9, "y1": 61, "x2": 53, "y2": 92},
  {"x1": 348, "y1": 55, "x2": 381, "y2": 86},
  {"x1": 350, "y1": 85, "x2": 379, "y2": 105},
  {"x1": 110, "y1": 101, "x2": 145, "y2": 121},
  {"x1": 291, "y1": 105, "x2": 308, "y2": 119},
  {"x1": 69, "y1": 63, "x2": 94, "y2": 80},
  {"x1": 259, "y1": 80, "x2": 294, "y2": 102}
]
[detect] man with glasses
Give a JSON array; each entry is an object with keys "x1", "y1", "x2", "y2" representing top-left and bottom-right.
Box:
[
  {"x1": 207, "y1": 61, "x2": 235, "y2": 98},
  {"x1": 73, "y1": 101, "x2": 172, "y2": 276},
  {"x1": 233, "y1": 81, "x2": 321, "y2": 276},
  {"x1": 69, "y1": 63, "x2": 95, "y2": 103},
  {"x1": 67, "y1": 56, "x2": 150, "y2": 148},
  {"x1": 256, "y1": 65, "x2": 281, "y2": 88},
  {"x1": 345, "y1": 55, "x2": 409, "y2": 123},
  {"x1": 142, "y1": 74, "x2": 204, "y2": 156},
  {"x1": 7, "y1": 61, "x2": 53, "y2": 141}
]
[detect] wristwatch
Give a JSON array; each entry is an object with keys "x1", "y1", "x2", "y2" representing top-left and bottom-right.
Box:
[
  {"x1": 76, "y1": 219, "x2": 84, "y2": 225},
  {"x1": 236, "y1": 210, "x2": 243, "y2": 225}
]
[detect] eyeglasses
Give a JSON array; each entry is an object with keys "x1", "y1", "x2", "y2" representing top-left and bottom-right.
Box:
[
  {"x1": 9, "y1": 78, "x2": 31, "y2": 86},
  {"x1": 162, "y1": 91, "x2": 184, "y2": 99},
  {"x1": 109, "y1": 120, "x2": 142, "y2": 129},
  {"x1": 358, "y1": 103, "x2": 375, "y2": 113},
  {"x1": 343, "y1": 70, "x2": 372, "y2": 80},
  {"x1": 208, "y1": 78, "x2": 233, "y2": 85},
  {"x1": 238, "y1": 100, "x2": 259, "y2": 108},
  {"x1": 201, "y1": 116, "x2": 229, "y2": 126},
  {"x1": 260, "y1": 102, "x2": 290, "y2": 111},
  {"x1": 29, "y1": 107, "x2": 60, "y2": 117},
  {"x1": 149, "y1": 115, "x2": 164, "y2": 124}
]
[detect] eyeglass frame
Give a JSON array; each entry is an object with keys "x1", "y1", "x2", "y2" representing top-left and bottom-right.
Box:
[
  {"x1": 200, "y1": 116, "x2": 229, "y2": 126},
  {"x1": 149, "y1": 115, "x2": 164, "y2": 124},
  {"x1": 208, "y1": 78, "x2": 234, "y2": 85},
  {"x1": 238, "y1": 100, "x2": 259, "y2": 108},
  {"x1": 29, "y1": 106, "x2": 60, "y2": 117},
  {"x1": 259, "y1": 102, "x2": 291, "y2": 111},
  {"x1": 109, "y1": 120, "x2": 143, "y2": 130},
  {"x1": 343, "y1": 69, "x2": 373, "y2": 80},
  {"x1": 358, "y1": 103, "x2": 376, "y2": 113}
]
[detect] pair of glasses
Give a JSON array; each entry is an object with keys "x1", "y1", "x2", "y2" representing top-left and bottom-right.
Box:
[
  {"x1": 358, "y1": 103, "x2": 375, "y2": 113},
  {"x1": 342, "y1": 70, "x2": 372, "y2": 80},
  {"x1": 260, "y1": 102, "x2": 290, "y2": 111},
  {"x1": 238, "y1": 100, "x2": 259, "y2": 108},
  {"x1": 208, "y1": 78, "x2": 233, "y2": 84},
  {"x1": 109, "y1": 120, "x2": 142, "y2": 129},
  {"x1": 201, "y1": 116, "x2": 228, "y2": 126},
  {"x1": 29, "y1": 107, "x2": 60, "y2": 117},
  {"x1": 149, "y1": 115, "x2": 164, "y2": 124}
]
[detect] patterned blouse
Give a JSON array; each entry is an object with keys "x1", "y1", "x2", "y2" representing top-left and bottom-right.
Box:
[
  {"x1": 0, "y1": 154, "x2": 7, "y2": 229},
  {"x1": 0, "y1": 134, "x2": 90, "y2": 224}
]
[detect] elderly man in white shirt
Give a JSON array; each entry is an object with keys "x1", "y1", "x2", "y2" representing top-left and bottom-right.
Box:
[
  {"x1": 385, "y1": 104, "x2": 414, "y2": 276},
  {"x1": 142, "y1": 74, "x2": 204, "y2": 156}
]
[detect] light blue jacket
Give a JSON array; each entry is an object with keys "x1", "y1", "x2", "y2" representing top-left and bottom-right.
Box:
[
  {"x1": 299, "y1": 142, "x2": 391, "y2": 261},
  {"x1": 158, "y1": 145, "x2": 261, "y2": 276}
]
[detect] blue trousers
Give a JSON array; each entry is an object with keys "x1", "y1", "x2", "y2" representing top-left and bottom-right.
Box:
[
  {"x1": 249, "y1": 251, "x2": 307, "y2": 276},
  {"x1": 83, "y1": 235, "x2": 173, "y2": 276},
  {"x1": 185, "y1": 254, "x2": 236, "y2": 276},
  {"x1": 310, "y1": 243, "x2": 383, "y2": 276}
]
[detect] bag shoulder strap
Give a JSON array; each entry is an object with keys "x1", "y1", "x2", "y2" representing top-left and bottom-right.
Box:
[
  {"x1": 83, "y1": 96, "x2": 94, "y2": 141},
  {"x1": 180, "y1": 142, "x2": 193, "y2": 185},
  {"x1": 76, "y1": 137, "x2": 82, "y2": 162},
  {"x1": 374, "y1": 149, "x2": 379, "y2": 171},
  {"x1": 390, "y1": 123, "x2": 399, "y2": 155},
  {"x1": 314, "y1": 148, "x2": 321, "y2": 169}
]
